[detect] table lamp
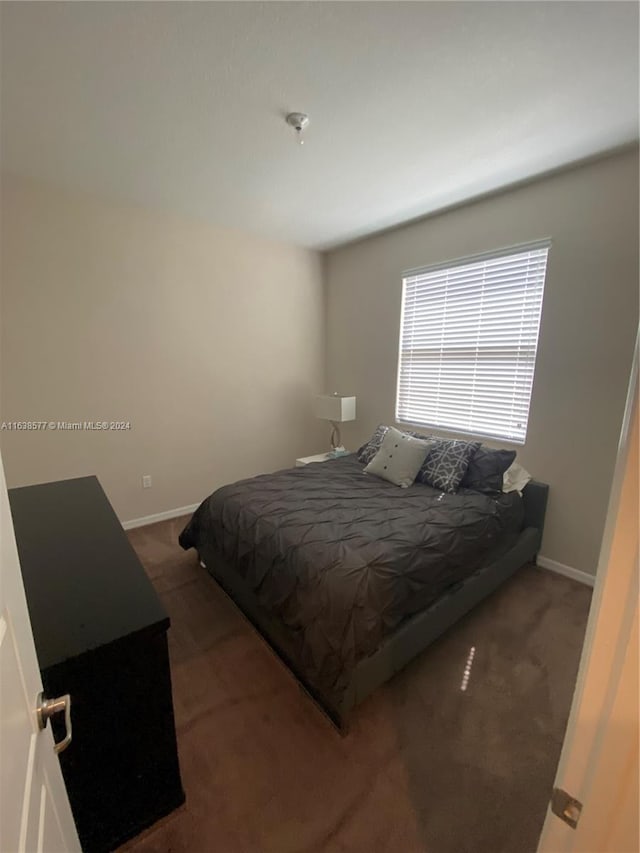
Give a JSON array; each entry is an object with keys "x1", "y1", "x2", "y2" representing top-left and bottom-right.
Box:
[{"x1": 314, "y1": 393, "x2": 356, "y2": 451}]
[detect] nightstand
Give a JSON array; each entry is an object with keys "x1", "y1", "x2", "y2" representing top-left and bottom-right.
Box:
[{"x1": 296, "y1": 452, "x2": 352, "y2": 467}]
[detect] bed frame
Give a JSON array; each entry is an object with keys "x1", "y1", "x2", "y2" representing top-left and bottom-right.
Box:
[{"x1": 197, "y1": 480, "x2": 549, "y2": 730}]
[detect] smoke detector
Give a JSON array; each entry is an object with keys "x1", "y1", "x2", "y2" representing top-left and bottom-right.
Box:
[{"x1": 286, "y1": 112, "x2": 310, "y2": 145}]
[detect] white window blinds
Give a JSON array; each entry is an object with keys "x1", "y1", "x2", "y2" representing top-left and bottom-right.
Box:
[{"x1": 396, "y1": 241, "x2": 550, "y2": 444}]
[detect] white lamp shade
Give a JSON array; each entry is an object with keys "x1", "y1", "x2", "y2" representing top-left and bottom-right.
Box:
[{"x1": 314, "y1": 395, "x2": 356, "y2": 422}]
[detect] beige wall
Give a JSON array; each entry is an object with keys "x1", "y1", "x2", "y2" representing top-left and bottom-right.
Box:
[
  {"x1": 3, "y1": 152, "x2": 638, "y2": 573},
  {"x1": 0, "y1": 176, "x2": 326, "y2": 522},
  {"x1": 325, "y1": 149, "x2": 639, "y2": 576}
]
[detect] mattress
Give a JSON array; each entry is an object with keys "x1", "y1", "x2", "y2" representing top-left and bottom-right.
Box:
[{"x1": 179, "y1": 456, "x2": 524, "y2": 708}]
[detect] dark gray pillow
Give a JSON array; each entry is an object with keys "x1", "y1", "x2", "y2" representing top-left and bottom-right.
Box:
[
  {"x1": 416, "y1": 438, "x2": 481, "y2": 493},
  {"x1": 461, "y1": 446, "x2": 517, "y2": 493}
]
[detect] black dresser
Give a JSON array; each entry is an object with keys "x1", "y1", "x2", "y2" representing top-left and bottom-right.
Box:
[{"x1": 9, "y1": 476, "x2": 185, "y2": 853}]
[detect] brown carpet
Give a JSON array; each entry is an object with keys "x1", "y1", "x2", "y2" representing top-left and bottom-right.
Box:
[{"x1": 120, "y1": 516, "x2": 592, "y2": 853}]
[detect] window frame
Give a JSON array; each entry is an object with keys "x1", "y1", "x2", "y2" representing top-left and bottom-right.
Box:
[{"x1": 395, "y1": 239, "x2": 551, "y2": 445}]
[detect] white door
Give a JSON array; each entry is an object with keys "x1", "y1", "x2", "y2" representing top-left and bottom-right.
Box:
[
  {"x1": 0, "y1": 453, "x2": 80, "y2": 853},
  {"x1": 537, "y1": 341, "x2": 638, "y2": 852}
]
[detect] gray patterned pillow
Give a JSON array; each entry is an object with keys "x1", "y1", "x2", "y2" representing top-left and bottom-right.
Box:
[
  {"x1": 416, "y1": 438, "x2": 481, "y2": 493},
  {"x1": 356, "y1": 424, "x2": 389, "y2": 465}
]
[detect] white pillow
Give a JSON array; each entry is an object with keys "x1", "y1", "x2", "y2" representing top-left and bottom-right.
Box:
[
  {"x1": 503, "y1": 461, "x2": 532, "y2": 495},
  {"x1": 364, "y1": 426, "x2": 434, "y2": 488}
]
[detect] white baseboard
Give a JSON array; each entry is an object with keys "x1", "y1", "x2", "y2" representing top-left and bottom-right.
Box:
[
  {"x1": 537, "y1": 555, "x2": 595, "y2": 587},
  {"x1": 121, "y1": 503, "x2": 200, "y2": 531}
]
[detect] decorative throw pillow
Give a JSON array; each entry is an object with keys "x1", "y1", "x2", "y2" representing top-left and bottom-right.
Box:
[
  {"x1": 416, "y1": 438, "x2": 481, "y2": 493},
  {"x1": 357, "y1": 424, "x2": 430, "y2": 465},
  {"x1": 356, "y1": 424, "x2": 389, "y2": 465},
  {"x1": 364, "y1": 427, "x2": 435, "y2": 488},
  {"x1": 461, "y1": 446, "x2": 517, "y2": 493},
  {"x1": 503, "y1": 462, "x2": 532, "y2": 495}
]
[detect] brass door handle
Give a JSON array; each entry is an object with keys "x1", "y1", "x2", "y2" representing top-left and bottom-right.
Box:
[{"x1": 36, "y1": 692, "x2": 72, "y2": 754}]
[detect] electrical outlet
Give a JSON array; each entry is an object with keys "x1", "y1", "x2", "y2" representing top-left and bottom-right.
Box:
[{"x1": 142, "y1": 474, "x2": 152, "y2": 489}]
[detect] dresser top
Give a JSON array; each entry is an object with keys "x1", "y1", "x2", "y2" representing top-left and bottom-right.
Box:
[{"x1": 9, "y1": 476, "x2": 169, "y2": 670}]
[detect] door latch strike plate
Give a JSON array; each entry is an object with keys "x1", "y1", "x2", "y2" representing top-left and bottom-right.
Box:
[{"x1": 551, "y1": 787, "x2": 582, "y2": 829}]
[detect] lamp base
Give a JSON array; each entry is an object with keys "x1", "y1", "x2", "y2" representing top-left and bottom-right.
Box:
[{"x1": 329, "y1": 421, "x2": 341, "y2": 451}]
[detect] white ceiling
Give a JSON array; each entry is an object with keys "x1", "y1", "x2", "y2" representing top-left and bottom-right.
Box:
[{"x1": 1, "y1": 2, "x2": 638, "y2": 250}]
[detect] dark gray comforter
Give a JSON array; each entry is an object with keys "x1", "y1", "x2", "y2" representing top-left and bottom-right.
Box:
[{"x1": 179, "y1": 456, "x2": 524, "y2": 706}]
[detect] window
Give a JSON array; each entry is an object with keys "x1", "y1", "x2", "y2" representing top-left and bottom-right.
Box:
[{"x1": 396, "y1": 240, "x2": 550, "y2": 444}]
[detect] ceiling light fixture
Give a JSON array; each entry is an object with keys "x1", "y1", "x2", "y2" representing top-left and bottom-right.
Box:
[{"x1": 286, "y1": 112, "x2": 309, "y2": 146}]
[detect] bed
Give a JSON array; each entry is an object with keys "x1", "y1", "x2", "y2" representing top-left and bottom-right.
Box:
[{"x1": 179, "y1": 454, "x2": 548, "y2": 728}]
